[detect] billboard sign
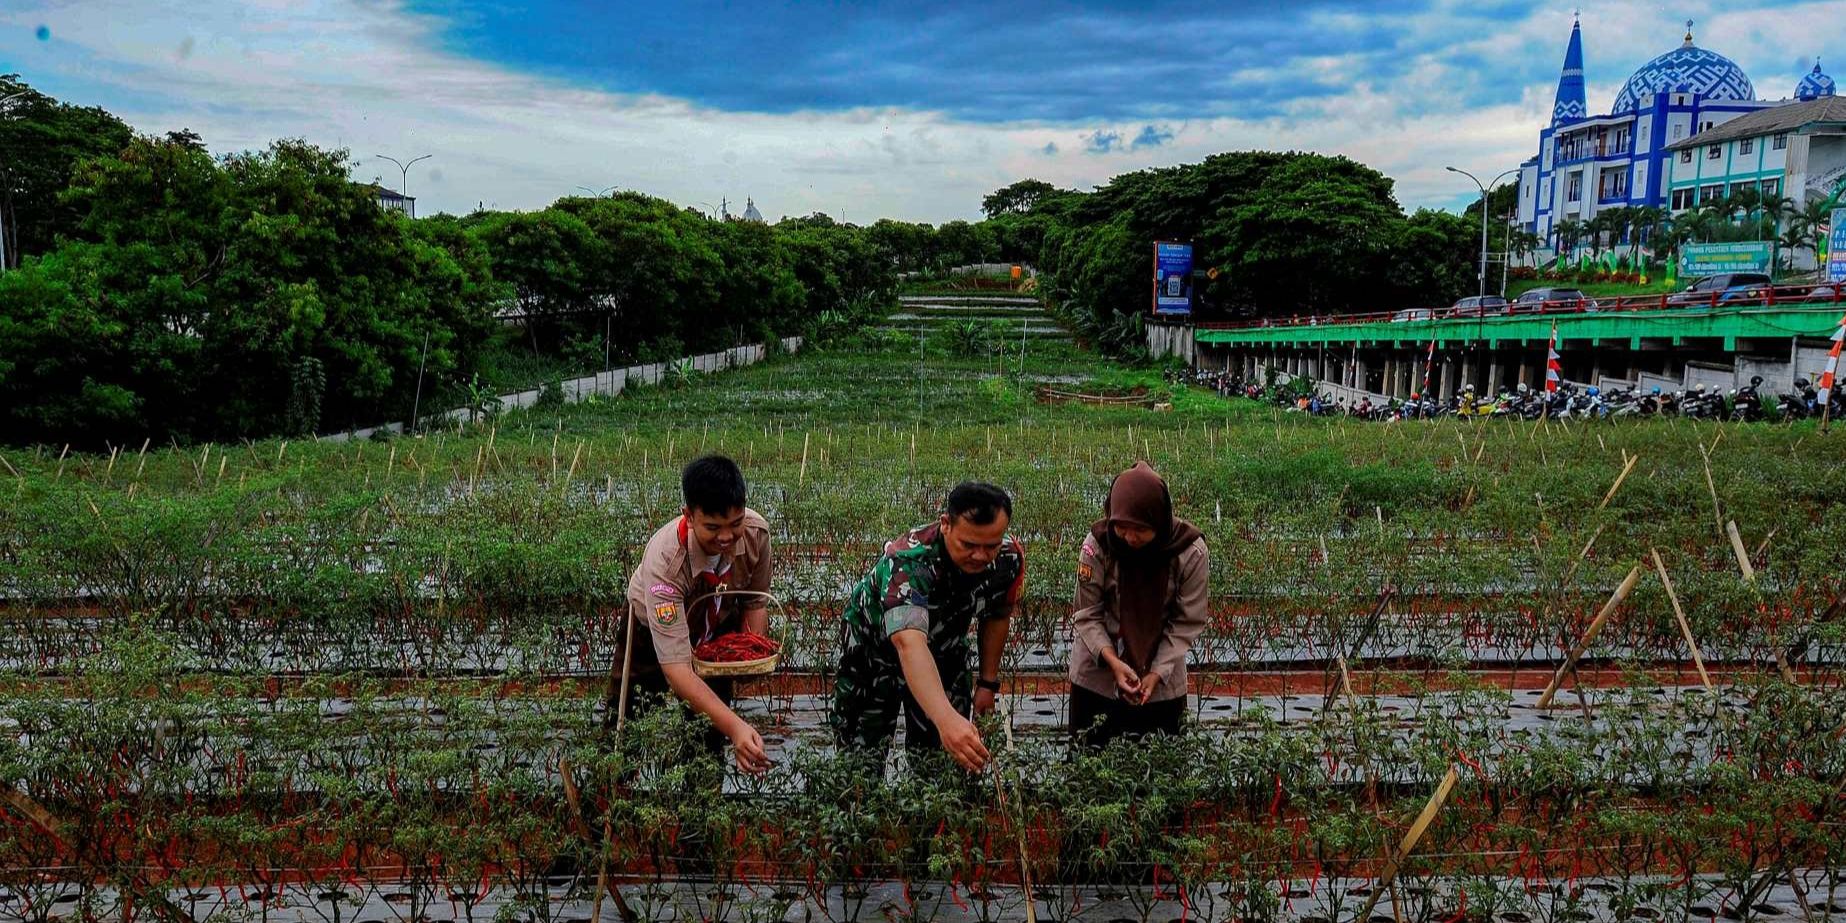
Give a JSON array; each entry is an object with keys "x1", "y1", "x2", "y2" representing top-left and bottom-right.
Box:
[
  {"x1": 1153, "y1": 241, "x2": 1193, "y2": 315},
  {"x1": 1829, "y1": 208, "x2": 1846, "y2": 284},
  {"x1": 1679, "y1": 241, "x2": 1772, "y2": 277}
]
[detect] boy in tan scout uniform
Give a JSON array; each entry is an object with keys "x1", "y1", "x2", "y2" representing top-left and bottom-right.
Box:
[{"x1": 615, "y1": 454, "x2": 773, "y2": 774}]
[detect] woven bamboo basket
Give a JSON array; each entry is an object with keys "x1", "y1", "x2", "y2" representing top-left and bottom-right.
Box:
[{"x1": 690, "y1": 589, "x2": 785, "y2": 677}]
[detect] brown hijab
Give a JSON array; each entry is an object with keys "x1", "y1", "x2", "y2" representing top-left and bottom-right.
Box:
[{"x1": 1089, "y1": 462, "x2": 1203, "y2": 674}]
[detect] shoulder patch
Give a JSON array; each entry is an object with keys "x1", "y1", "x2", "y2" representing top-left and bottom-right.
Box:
[
  {"x1": 650, "y1": 583, "x2": 682, "y2": 601},
  {"x1": 1078, "y1": 561, "x2": 1094, "y2": 582},
  {"x1": 653, "y1": 603, "x2": 680, "y2": 627}
]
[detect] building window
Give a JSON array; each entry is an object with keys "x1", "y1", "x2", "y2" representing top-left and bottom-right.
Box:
[
  {"x1": 1739, "y1": 138, "x2": 1754, "y2": 155},
  {"x1": 1761, "y1": 178, "x2": 1781, "y2": 197},
  {"x1": 1599, "y1": 169, "x2": 1628, "y2": 201},
  {"x1": 1702, "y1": 121, "x2": 1714, "y2": 132},
  {"x1": 1700, "y1": 184, "x2": 1723, "y2": 203},
  {"x1": 1680, "y1": 150, "x2": 1693, "y2": 164},
  {"x1": 1567, "y1": 173, "x2": 1582, "y2": 203},
  {"x1": 1708, "y1": 145, "x2": 1722, "y2": 160},
  {"x1": 1671, "y1": 188, "x2": 1695, "y2": 210},
  {"x1": 1773, "y1": 132, "x2": 1789, "y2": 150},
  {"x1": 1672, "y1": 124, "x2": 1684, "y2": 140}
]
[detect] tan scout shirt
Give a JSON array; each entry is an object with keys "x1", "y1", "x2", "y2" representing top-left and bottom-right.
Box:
[
  {"x1": 1068, "y1": 533, "x2": 1210, "y2": 703},
  {"x1": 624, "y1": 509, "x2": 772, "y2": 669}
]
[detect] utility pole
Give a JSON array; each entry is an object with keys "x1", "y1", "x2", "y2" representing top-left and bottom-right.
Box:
[
  {"x1": 375, "y1": 153, "x2": 432, "y2": 218},
  {"x1": 1447, "y1": 166, "x2": 1518, "y2": 299}
]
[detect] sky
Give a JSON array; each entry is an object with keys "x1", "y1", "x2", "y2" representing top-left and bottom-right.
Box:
[{"x1": 2, "y1": 1, "x2": 1842, "y2": 223}]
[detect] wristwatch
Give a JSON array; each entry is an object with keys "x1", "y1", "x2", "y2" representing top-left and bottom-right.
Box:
[{"x1": 976, "y1": 677, "x2": 1001, "y2": 693}]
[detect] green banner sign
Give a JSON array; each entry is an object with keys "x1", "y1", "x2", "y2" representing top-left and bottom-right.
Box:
[{"x1": 1679, "y1": 241, "x2": 1772, "y2": 277}]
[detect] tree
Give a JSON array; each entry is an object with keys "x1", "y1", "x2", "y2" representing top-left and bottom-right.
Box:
[
  {"x1": 980, "y1": 179, "x2": 1065, "y2": 218},
  {"x1": 0, "y1": 75, "x2": 135, "y2": 267}
]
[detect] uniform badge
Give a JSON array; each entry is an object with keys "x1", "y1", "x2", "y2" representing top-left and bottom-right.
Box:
[
  {"x1": 654, "y1": 604, "x2": 680, "y2": 626},
  {"x1": 1078, "y1": 562, "x2": 1094, "y2": 581}
]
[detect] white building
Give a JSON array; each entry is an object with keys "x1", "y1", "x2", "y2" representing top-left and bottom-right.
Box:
[{"x1": 1517, "y1": 20, "x2": 1805, "y2": 254}]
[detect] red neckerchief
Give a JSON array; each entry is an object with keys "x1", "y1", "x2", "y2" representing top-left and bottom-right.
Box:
[{"x1": 678, "y1": 516, "x2": 732, "y2": 644}]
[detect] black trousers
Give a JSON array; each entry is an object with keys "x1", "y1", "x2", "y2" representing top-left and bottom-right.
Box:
[{"x1": 1069, "y1": 683, "x2": 1185, "y2": 750}]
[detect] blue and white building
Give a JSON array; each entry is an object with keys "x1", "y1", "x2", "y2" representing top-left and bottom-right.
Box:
[{"x1": 1516, "y1": 20, "x2": 1812, "y2": 251}]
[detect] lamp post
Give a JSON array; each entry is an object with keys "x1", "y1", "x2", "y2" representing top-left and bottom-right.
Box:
[
  {"x1": 374, "y1": 153, "x2": 432, "y2": 218},
  {"x1": 1447, "y1": 166, "x2": 1519, "y2": 299},
  {"x1": 577, "y1": 185, "x2": 618, "y2": 197},
  {"x1": 0, "y1": 91, "x2": 29, "y2": 274}
]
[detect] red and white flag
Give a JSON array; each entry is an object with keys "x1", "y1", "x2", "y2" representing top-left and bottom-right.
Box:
[
  {"x1": 1420, "y1": 337, "x2": 1437, "y2": 394},
  {"x1": 1545, "y1": 323, "x2": 1562, "y2": 394},
  {"x1": 1819, "y1": 314, "x2": 1846, "y2": 406}
]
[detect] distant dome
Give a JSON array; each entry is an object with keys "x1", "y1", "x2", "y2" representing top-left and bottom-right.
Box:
[
  {"x1": 1610, "y1": 26, "x2": 1755, "y2": 113},
  {"x1": 1797, "y1": 58, "x2": 1836, "y2": 101}
]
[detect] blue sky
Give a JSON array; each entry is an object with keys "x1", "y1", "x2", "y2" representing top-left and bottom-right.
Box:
[{"x1": 2, "y1": 1, "x2": 1843, "y2": 221}]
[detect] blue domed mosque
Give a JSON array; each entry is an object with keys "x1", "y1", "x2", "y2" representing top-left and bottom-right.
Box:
[{"x1": 1516, "y1": 17, "x2": 1843, "y2": 262}]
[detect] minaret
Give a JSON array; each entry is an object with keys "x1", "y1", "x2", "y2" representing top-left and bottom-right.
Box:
[{"x1": 1551, "y1": 15, "x2": 1588, "y2": 126}]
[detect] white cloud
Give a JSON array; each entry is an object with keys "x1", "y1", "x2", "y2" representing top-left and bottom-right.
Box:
[{"x1": 1, "y1": 0, "x2": 1841, "y2": 222}]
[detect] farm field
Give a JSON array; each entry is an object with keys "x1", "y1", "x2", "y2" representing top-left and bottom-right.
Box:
[{"x1": 2, "y1": 340, "x2": 1844, "y2": 923}]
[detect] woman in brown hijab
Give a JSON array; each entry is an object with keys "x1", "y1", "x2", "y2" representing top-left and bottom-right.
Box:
[{"x1": 1068, "y1": 461, "x2": 1209, "y2": 748}]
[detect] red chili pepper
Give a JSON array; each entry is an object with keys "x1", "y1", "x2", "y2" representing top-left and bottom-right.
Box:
[{"x1": 695, "y1": 632, "x2": 781, "y2": 662}]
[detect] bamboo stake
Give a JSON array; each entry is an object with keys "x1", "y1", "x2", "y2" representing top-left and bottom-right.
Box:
[
  {"x1": 1729, "y1": 519, "x2": 1796, "y2": 684},
  {"x1": 1649, "y1": 548, "x2": 1715, "y2": 694},
  {"x1": 1698, "y1": 444, "x2": 1723, "y2": 538},
  {"x1": 991, "y1": 697, "x2": 1038, "y2": 923},
  {"x1": 562, "y1": 440, "x2": 584, "y2": 496},
  {"x1": 798, "y1": 432, "x2": 810, "y2": 487},
  {"x1": 135, "y1": 437, "x2": 150, "y2": 480},
  {"x1": 1561, "y1": 523, "x2": 1606, "y2": 586},
  {"x1": 1596, "y1": 454, "x2": 1639, "y2": 510},
  {"x1": 0, "y1": 453, "x2": 18, "y2": 480},
  {"x1": 1537, "y1": 564, "x2": 1644, "y2": 709},
  {"x1": 1354, "y1": 765, "x2": 1460, "y2": 922},
  {"x1": 592, "y1": 606, "x2": 642, "y2": 923}
]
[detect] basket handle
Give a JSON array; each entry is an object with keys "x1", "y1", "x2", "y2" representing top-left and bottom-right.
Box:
[{"x1": 683, "y1": 588, "x2": 789, "y2": 638}]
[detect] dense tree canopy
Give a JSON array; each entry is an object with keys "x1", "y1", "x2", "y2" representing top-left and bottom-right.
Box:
[{"x1": 0, "y1": 77, "x2": 1486, "y2": 443}]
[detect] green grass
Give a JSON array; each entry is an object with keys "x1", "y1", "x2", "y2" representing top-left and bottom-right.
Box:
[{"x1": 1507, "y1": 277, "x2": 1682, "y2": 300}]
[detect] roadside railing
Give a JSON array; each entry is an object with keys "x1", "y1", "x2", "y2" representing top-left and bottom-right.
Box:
[{"x1": 1196, "y1": 281, "x2": 1846, "y2": 330}]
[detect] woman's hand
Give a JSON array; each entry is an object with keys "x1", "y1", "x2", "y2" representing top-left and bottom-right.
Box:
[
  {"x1": 1128, "y1": 668, "x2": 1162, "y2": 705},
  {"x1": 1108, "y1": 656, "x2": 1141, "y2": 698}
]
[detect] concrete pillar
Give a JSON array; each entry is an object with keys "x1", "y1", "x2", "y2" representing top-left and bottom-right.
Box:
[
  {"x1": 1382, "y1": 359, "x2": 1396, "y2": 397},
  {"x1": 1439, "y1": 360, "x2": 1455, "y2": 402},
  {"x1": 1460, "y1": 356, "x2": 1476, "y2": 395},
  {"x1": 1353, "y1": 358, "x2": 1368, "y2": 392},
  {"x1": 1517, "y1": 358, "x2": 1531, "y2": 388}
]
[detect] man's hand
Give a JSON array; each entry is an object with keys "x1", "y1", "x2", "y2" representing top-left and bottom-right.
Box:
[
  {"x1": 1128, "y1": 668, "x2": 1161, "y2": 706},
  {"x1": 973, "y1": 685, "x2": 997, "y2": 716},
  {"x1": 938, "y1": 713, "x2": 991, "y2": 773},
  {"x1": 726, "y1": 719, "x2": 771, "y2": 775},
  {"x1": 1109, "y1": 658, "x2": 1142, "y2": 699}
]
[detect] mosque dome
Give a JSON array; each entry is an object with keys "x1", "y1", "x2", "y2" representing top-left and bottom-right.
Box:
[
  {"x1": 1610, "y1": 24, "x2": 1755, "y2": 113},
  {"x1": 1797, "y1": 59, "x2": 1836, "y2": 101}
]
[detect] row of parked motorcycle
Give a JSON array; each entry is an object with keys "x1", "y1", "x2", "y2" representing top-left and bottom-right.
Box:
[{"x1": 1180, "y1": 369, "x2": 1834, "y2": 423}]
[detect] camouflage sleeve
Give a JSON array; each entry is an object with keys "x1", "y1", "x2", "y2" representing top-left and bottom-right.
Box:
[
  {"x1": 987, "y1": 537, "x2": 1026, "y2": 622},
  {"x1": 880, "y1": 558, "x2": 930, "y2": 637}
]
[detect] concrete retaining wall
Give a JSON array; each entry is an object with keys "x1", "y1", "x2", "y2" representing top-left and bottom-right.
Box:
[{"x1": 323, "y1": 337, "x2": 803, "y2": 442}]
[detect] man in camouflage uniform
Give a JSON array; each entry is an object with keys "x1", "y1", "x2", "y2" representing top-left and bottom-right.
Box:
[{"x1": 832, "y1": 482, "x2": 1025, "y2": 772}]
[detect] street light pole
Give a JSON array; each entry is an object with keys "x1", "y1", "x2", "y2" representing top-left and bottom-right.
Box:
[
  {"x1": 0, "y1": 91, "x2": 28, "y2": 274},
  {"x1": 374, "y1": 153, "x2": 432, "y2": 218},
  {"x1": 1447, "y1": 166, "x2": 1518, "y2": 299},
  {"x1": 576, "y1": 185, "x2": 618, "y2": 198}
]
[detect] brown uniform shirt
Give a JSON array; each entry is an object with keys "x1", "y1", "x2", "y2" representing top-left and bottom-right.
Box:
[
  {"x1": 623, "y1": 509, "x2": 772, "y2": 669},
  {"x1": 1068, "y1": 533, "x2": 1210, "y2": 702}
]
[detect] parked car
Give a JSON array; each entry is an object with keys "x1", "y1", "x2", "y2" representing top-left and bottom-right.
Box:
[
  {"x1": 1512, "y1": 288, "x2": 1597, "y2": 312},
  {"x1": 1666, "y1": 273, "x2": 1772, "y2": 306},
  {"x1": 1806, "y1": 283, "x2": 1845, "y2": 302},
  {"x1": 1391, "y1": 308, "x2": 1435, "y2": 322},
  {"x1": 1450, "y1": 295, "x2": 1510, "y2": 317}
]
